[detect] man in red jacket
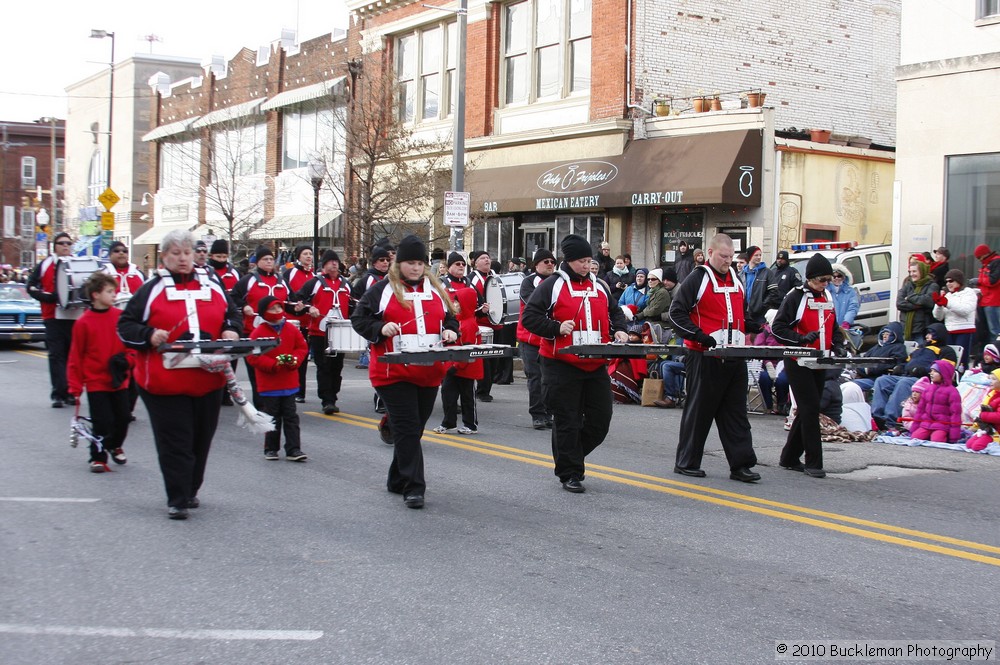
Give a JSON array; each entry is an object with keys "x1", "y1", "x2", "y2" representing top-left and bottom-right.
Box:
[{"x1": 27, "y1": 232, "x2": 79, "y2": 408}]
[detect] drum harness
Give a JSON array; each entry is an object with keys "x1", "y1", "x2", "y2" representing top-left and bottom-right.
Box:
[
  {"x1": 554, "y1": 269, "x2": 602, "y2": 345},
  {"x1": 701, "y1": 265, "x2": 745, "y2": 347}
]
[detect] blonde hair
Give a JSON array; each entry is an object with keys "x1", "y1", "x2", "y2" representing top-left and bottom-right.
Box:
[{"x1": 387, "y1": 262, "x2": 456, "y2": 316}]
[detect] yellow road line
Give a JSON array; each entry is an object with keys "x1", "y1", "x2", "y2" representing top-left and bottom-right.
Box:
[
  {"x1": 14, "y1": 349, "x2": 48, "y2": 359},
  {"x1": 315, "y1": 411, "x2": 1000, "y2": 567}
]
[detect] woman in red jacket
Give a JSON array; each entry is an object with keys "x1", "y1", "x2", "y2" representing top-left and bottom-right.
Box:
[
  {"x1": 350, "y1": 235, "x2": 459, "y2": 509},
  {"x1": 68, "y1": 272, "x2": 134, "y2": 473},
  {"x1": 434, "y1": 285, "x2": 483, "y2": 435}
]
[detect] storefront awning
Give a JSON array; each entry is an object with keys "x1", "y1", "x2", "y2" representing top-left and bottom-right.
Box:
[
  {"x1": 249, "y1": 213, "x2": 342, "y2": 240},
  {"x1": 192, "y1": 98, "x2": 267, "y2": 129},
  {"x1": 142, "y1": 116, "x2": 201, "y2": 142},
  {"x1": 467, "y1": 129, "x2": 762, "y2": 214},
  {"x1": 260, "y1": 77, "x2": 347, "y2": 111},
  {"x1": 133, "y1": 222, "x2": 197, "y2": 246}
]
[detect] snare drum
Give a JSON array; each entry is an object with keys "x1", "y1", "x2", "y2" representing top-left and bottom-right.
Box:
[
  {"x1": 55, "y1": 256, "x2": 101, "y2": 308},
  {"x1": 326, "y1": 319, "x2": 367, "y2": 353},
  {"x1": 486, "y1": 273, "x2": 522, "y2": 325},
  {"x1": 478, "y1": 326, "x2": 494, "y2": 345}
]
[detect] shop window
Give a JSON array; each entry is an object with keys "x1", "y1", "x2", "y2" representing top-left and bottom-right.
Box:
[
  {"x1": 473, "y1": 217, "x2": 515, "y2": 263},
  {"x1": 159, "y1": 139, "x2": 201, "y2": 188},
  {"x1": 945, "y1": 152, "x2": 1000, "y2": 277},
  {"x1": 660, "y1": 211, "x2": 704, "y2": 265},
  {"x1": 555, "y1": 214, "x2": 603, "y2": 254}
]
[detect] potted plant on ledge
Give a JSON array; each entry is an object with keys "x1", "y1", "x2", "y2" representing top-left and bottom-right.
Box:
[{"x1": 653, "y1": 96, "x2": 671, "y2": 116}]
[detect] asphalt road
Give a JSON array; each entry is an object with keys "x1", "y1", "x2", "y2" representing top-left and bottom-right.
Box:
[{"x1": 2, "y1": 343, "x2": 999, "y2": 664}]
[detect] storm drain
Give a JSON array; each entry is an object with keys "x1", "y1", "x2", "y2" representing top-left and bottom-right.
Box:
[{"x1": 829, "y1": 465, "x2": 954, "y2": 481}]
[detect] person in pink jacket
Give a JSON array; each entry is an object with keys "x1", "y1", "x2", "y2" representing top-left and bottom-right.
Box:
[{"x1": 910, "y1": 360, "x2": 962, "y2": 442}]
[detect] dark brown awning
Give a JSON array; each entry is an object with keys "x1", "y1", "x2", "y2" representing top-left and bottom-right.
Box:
[{"x1": 468, "y1": 129, "x2": 762, "y2": 214}]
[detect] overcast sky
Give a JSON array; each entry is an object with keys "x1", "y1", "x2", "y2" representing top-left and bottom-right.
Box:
[{"x1": 2, "y1": 0, "x2": 350, "y2": 123}]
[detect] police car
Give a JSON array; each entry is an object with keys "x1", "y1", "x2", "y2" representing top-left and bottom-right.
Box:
[{"x1": 780, "y1": 241, "x2": 894, "y2": 331}]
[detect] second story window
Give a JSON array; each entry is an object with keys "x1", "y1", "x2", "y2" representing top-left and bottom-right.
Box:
[
  {"x1": 502, "y1": 0, "x2": 591, "y2": 106},
  {"x1": 980, "y1": 0, "x2": 1000, "y2": 18},
  {"x1": 21, "y1": 156, "x2": 36, "y2": 188},
  {"x1": 282, "y1": 104, "x2": 336, "y2": 170},
  {"x1": 212, "y1": 122, "x2": 266, "y2": 179},
  {"x1": 395, "y1": 21, "x2": 457, "y2": 124},
  {"x1": 55, "y1": 158, "x2": 65, "y2": 189},
  {"x1": 159, "y1": 139, "x2": 201, "y2": 188}
]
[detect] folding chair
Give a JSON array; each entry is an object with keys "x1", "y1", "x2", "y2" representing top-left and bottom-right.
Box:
[{"x1": 746, "y1": 359, "x2": 768, "y2": 414}]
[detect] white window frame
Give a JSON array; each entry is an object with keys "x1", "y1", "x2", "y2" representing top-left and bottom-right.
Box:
[
  {"x1": 211, "y1": 122, "x2": 266, "y2": 180},
  {"x1": 979, "y1": 0, "x2": 1000, "y2": 18},
  {"x1": 281, "y1": 103, "x2": 336, "y2": 171},
  {"x1": 21, "y1": 156, "x2": 36, "y2": 188},
  {"x1": 501, "y1": 0, "x2": 591, "y2": 107},
  {"x1": 395, "y1": 20, "x2": 457, "y2": 125},
  {"x1": 55, "y1": 158, "x2": 65, "y2": 189}
]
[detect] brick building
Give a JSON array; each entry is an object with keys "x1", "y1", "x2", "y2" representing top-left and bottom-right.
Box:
[
  {"x1": 140, "y1": 31, "x2": 350, "y2": 261},
  {"x1": 0, "y1": 119, "x2": 64, "y2": 270},
  {"x1": 345, "y1": 0, "x2": 900, "y2": 267}
]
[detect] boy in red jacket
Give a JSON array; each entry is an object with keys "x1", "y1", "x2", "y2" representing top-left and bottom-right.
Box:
[
  {"x1": 247, "y1": 296, "x2": 309, "y2": 461},
  {"x1": 433, "y1": 286, "x2": 483, "y2": 435},
  {"x1": 67, "y1": 273, "x2": 134, "y2": 473}
]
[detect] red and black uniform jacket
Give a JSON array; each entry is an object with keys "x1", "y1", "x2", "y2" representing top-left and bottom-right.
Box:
[
  {"x1": 283, "y1": 264, "x2": 314, "y2": 329},
  {"x1": 246, "y1": 319, "x2": 308, "y2": 393},
  {"x1": 521, "y1": 265, "x2": 627, "y2": 372},
  {"x1": 469, "y1": 269, "x2": 500, "y2": 331},
  {"x1": 449, "y1": 283, "x2": 484, "y2": 380},
  {"x1": 350, "y1": 267, "x2": 388, "y2": 301},
  {"x1": 103, "y1": 263, "x2": 145, "y2": 296},
  {"x1": 117, "y1": 268, "x2": 242, "y2": 396},
  {"x1": 667, "y1": 264, "x2": 747, "y2": 352},
  {"x1": 516, "y1": 272, "x2": 545, "y2": 346},
  {"x1": 67, "y1": 306, "x2": 134, "y2": 395},
  {"x1": 351, "y1": 278, "x2": 460, "y2": 388},
  {"x1": 231, "y1": 270, "x2": 290, "y2": 334},
  {"x1": 214, "y1": 264, "x2": 241, "y2": 293},
  {"x1": 295, "y1": 274, "x2": 353, "y2": 337},
  {"x1": 27, "y1": 256, "x2": 59, "y2": 319},
  {"x1": 771, "y1": 285, "x2": 845, "y2": 350}
]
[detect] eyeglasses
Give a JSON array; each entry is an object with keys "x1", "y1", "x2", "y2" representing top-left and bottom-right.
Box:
[
  {"x1": 55, "y1": 241, "x2": 72, "y2": 246},
  {"x1": 815, "y1": 277, "x2": 832, "y2": 283},
  {"x1": 539, "y1": 259, "x2": 556, "y2": 265},
  {"x1": 452, "y1": 262, "x2": 466, "y2": 267}
]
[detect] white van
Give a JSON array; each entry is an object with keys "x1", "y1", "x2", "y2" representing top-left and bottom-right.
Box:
[{"x1": 780, "y1": 242, "x2": 895, "y2": 331}]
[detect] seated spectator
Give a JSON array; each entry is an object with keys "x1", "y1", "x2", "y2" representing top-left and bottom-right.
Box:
[
  {"x1": 652, "y1": 358, "x2": 685, "y2": 408},
  {"x1": 967, "y1": 369, "x2": 1000, "y2": 451},
  {"x1": 900, "y1": 377, "x2": 931, "y2": 433},
  {"x1": 851, "y1": 322, "x2": 908, "y2": 391},
  {"x1": 910, "y1": 361, "x2": 962, "y2": 442},
  {"x1": 604, "y1": 255, "x2": 633, "y2": 301},
  {"x1": 820, "y1": 370, "x2": 844, "y2": 424},
  {"x1": 634, "y1": 269, "x2": 673, "y2": 322},
  {"x1": 870, "y1": 323, "x2": 957, "y2": 430},
  {"x1": 932, "y1": 268, "x2": 977, "y2": 369},
  {"x1": 619, "y1": 268, "x2": 649, "y2": 314},
  {"x1": 753, "y1": 324, "x2": 789, "y2": 415}
]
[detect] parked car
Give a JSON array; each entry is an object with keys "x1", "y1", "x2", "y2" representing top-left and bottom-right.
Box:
[
  {"x1": 777, "y1": 241, "x2": 894, "y2": 331},
  {"x1": 0, "y1": 283, "x2": 45, "y2": 343}
]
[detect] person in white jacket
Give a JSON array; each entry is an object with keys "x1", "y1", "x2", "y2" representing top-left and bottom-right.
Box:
[{"x1": 932, "y1": 268, "x2": 977, "y2": 369}]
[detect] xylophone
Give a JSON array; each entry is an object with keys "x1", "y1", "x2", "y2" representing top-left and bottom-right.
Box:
[
  {"x1": 562, "y1": 343, "x2": 823, "y2": 359},
  {"x1": 381, "y1": 344, "x2": 515, "y2": 364},
  {"x1": 158, "y1": 337, "x2": 279, "y2": 369}
]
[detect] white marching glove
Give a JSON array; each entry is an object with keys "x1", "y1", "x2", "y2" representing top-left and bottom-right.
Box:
[{"x1": 622, "y1": 307, "x2": 634, "y2": 321}]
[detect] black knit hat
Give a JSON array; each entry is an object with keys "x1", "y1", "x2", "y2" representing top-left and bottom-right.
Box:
[
  {"x1": 447, "y1": 251, "x2": 466, "y2": 267},
  {"x1": 254, "y1": 245, "x2": 274, "y2": 261},
  {"x1": 210, "y1": 239, "x2": 229, "y2": 255},
  {"x1": 371, "y1": 245, "x2": 391, "y2": 262},
  {"x1": 745, "y1": 245, "x2": 761, "y2": 261},
  {"x1": 532, "y1": 248, "x2": 555, "y2": 267},
  {"x1": 560, "y1": 234, "x2": 592, "y2": 263},
  {"x1": 108, "y1": 241, "x2": 127, "y2": 254},
  {"x1": 293, "y1": 243, "x2": 311, "y2": 261},
  {"x1": 320, "y1": 249, "x2": 340, "y2": 268},
  {"x1": 662, "y1": 267, "x2": 679, "y2": 283},
  {"x1": 469, "y1": 250, "x2": 487, "y2": 262},
  {"x1": 777, "y1": 250, "x2": 790, "y2": 261},
  {"x1": 805, "y1": 253, "x2": 834, "y2": 279},
  {"x1": 257, "y1": 295, "x2": 281, "y2": 317},
  {"x1": 395, "y1": 234, "x2": 427, "y2": 264}
]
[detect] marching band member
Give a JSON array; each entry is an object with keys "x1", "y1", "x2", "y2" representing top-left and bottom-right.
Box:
[
  {"x1": 231, "y1": 245, "x2": 290, "y2": 406},
  {"x1": 295, "y1": 250, "x2": 352, "y2": 415},
  {"x1": 667, "y1": 233, "x2": 761, "y2": 483},
  {"x1": 207, "y1": 239, "x2": 241, "y2": 293},
  {"x1": 442, "y1": 251, "x2": 470, "y2": 292},
  {"x1": 283, "y1": 244, "x2": 315, "y2": 403},
  {"x1": 350, "y1": 235, "x2": 459, "y2": 509},
  {"x1": 27, "y1": 232, "x2": 79, "y2": 408},
  {"x1": 102, "y1": 241, "x2": 146, "y2": 299},
  {"x1": 468, "y1": 250, "x2": 498, "y2": 402},
  {"x1": 434, "y1": 285, "x2": 483, "y2": 435},
  {"x1": 351, "y1": 244, "x2": 392, "y2": 404},
  {"x1": 521, "y1": 234, "x2": 629, "y2": 494},
  {"x1": 118, "y1": 229, "x2": 242, "y2": 520},
  {"x1": 517, "y1": 248, "x2": 557, "y2": 430},
  {"x1": 771, "y1": 253, "x2": 844, "y2": 479}
]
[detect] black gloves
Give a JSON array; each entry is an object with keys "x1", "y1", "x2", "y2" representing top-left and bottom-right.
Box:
[
  {"x1": 109, "y1": 352, "x2": 130, "y2": 389},
  {"x1": 833, "y1": 344, "x2": 848, "y2": 358},
  {"x1": 800, "y1": 331, "x2": 820, "y2": 344},
  {"x1": 695, "y1": 332, "x2": 717, "y2": 349}
]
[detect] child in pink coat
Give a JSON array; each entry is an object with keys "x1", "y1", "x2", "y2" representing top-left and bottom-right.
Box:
[
  {"x1": 910, "y1": 360, "x2": 962, "y2": 442},
  {"x1": 899, "y1": 377, "x2": 929, "y2": 433}
]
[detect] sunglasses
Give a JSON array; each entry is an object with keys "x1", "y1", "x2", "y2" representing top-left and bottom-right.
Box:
[
  {"x1": 647, "y1": 277, "x2": 660, "y2": 282},
  {"x1": 815, "y1": 276, "x2": 832, "y2": 283},
  {"x1": 196, "y1": 249, "x2": 208, "y2": 253},
  {"x1": 452, "y1": 262, "x2": 466, "y2": 267},
  {"x1": 539, "y1": 259, "x2": 556, "y2": 265},
  {"x1": 832, "y1": 274, "x2": 844, "y2": 279},
  {"x1": 55, "y1": 241, "x2": 73, "y2": 246},
  {"x1": 946, "y1": 279, "x2": 956, "y2": 283}
]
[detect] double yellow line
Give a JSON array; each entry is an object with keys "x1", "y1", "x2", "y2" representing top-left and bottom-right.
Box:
[{"x1": 313, "y1": 410, "x2": 1000, "y2": 568}]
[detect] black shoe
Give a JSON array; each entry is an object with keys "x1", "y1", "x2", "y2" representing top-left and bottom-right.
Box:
[
  {"x1": 561, "y1": 478, "x2": 586, "y2": 493},
  {"x1": 803, "y1": 467, "x2": 827, "y2": 478},
  {"x1": 286, "y1": 449, "x2": 308, "y2": 462},
  {"x1": 187, "y1": 497, "x2": 200, "y2": 509},
  {"x1": 544, "y1": 418, "x2": 553, "y2": 429},
  {"x1": 532, "y1": 419, "x2": 548, "y2": 430},
  {"x1": 673, "y1": 465, "x2": 706, "y2": 478},
  {"x1": 374, "y1": 404, "x2": 386, "y2": 414},
  {"x1": 168, "y1": 506, "x2": 189, "y2": 520},
  {"x1": 730, "y1": 467, "x2": 762, "y2": 483},
  {"x1": 64, "y1": 396, "x2": 77, "y2": 406},
  {"x1": 477, "y1": 394, "x2": 493, "y2": 402},
  {"x1": 295, "y1": 396, "x2": 306, "y2": 403},
  {"x1": 322, "y1": 403, "x2": 339, "y2": 415},
  {"x1": 781, "y1": 462, "x2": 805, "y2": 472},
  {"x1": 403, "y1": 493, "x2": 425, "y2": 509},
  {"x1": 264, "y1": 450, "x2": 279, "y2": 461},
  {"x1": 51, "y1": 399, "x2": 63, "y2": 409}
]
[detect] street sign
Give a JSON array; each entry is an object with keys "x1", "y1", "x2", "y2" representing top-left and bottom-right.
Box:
[
  {"x1": 101, "y1": 212, "x2": 115, "y2": 231},
  {"x1": 98, "y1": 188, "x2": 120, "y2": 211},
  {"x1": 443, "y1": 191, "x2": 471, "y2": 228}
]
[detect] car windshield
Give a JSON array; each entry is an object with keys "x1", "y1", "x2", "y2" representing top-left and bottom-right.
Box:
[{"x1": 0, "y1": 284, "x2": 32, "y2": 302}]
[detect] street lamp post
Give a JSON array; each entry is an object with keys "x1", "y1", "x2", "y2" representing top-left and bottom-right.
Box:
[
  {"x1": 90, "y1": 29, "x2": 116, "y2": 192},
  {"x1": 308, "y1": 158, "x2": 325, "y2": 259}
]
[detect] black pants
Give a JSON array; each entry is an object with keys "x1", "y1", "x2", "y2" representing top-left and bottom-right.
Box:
[
  {"x1": 675, "y1": 353, "x2": 757, "y2": 472},
  {"x1": 86, "y1": 390, "x2": 130, "y2": 463},
  {"x1": 44, "y1": 318, "x2": 75, "y2": 401},
  {"x1": 258, "y1": 394, "x2": 301, "y2": 453},
  {"x1": 520, "y1": 342, "x2": 548, "y2": 420},
  {"x1": 297, "y1": 326, "x2": 310, "y2": 398},
  {"x1": 377, "y1": 382, "x2": 438, "y2": 495},
  {"x1": 440, "y1": 370, "x2": 477, "y2": 429},
  {"x1": 476, "y1": 360, "x2": 494, "y2": 398},
  {"x1": 244, "y1": 358, "x2": 259, "y2": 408},
  {"x1": 541, "y1": 357, "x2": 613, "y2": 482},
  {"x1": 140, "y1": 388, "x2": 222, "y2": 509},
  {"x1": 492, "y1": 324, "x2": 517, "y2": 383},
  {"x1": 308, "y1": 335, "x2": 344, "y2": 407},
  {"x1": 780, "y1": 360, "x2": 826, "y2": 471}
]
